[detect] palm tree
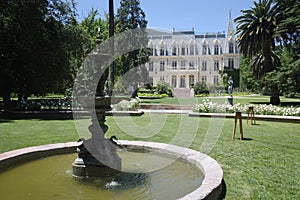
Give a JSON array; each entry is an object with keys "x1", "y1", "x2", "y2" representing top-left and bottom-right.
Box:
[{"x1": 235, "y1": 0, "x2": 281, "y2": 105}]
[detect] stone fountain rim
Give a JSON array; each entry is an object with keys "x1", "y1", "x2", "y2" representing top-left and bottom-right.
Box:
[{"x1": 0, "y1": 141, "x2": 223, "y2": 200}]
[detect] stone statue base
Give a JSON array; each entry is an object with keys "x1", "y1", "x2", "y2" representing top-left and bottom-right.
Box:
[
  {"x1": 72, "y1": 96, "x2": 125, "y2": 178},
  {"x1": 72, "y1": 157, "x2": 121, "y2": 178},
  {"x1": 72, "y1": 138, "x2": 121, "y2": 178},
  {"x1": 228, "y1": 96, "x2": 233, "y2": 106}
]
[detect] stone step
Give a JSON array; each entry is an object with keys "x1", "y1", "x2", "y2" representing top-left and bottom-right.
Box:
[{"x1": 172, "y1": 88, "x2": 193, "y2": 98}]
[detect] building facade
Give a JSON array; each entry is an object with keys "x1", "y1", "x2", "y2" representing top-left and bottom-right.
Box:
[{"x1": 146, "y1": 16, "x2": 240, "y2": 88}]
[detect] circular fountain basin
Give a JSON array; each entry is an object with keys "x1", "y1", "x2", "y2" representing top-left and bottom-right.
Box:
[{"x1": 0, "y1": 141, "x2": 223, "y2": 199}]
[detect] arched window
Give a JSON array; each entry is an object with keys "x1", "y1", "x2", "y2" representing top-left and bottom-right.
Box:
[
  {"x1": 229, "y1": 42, "x2": 234, "y2": 54},
  {"x1": 201, "y1": 61, "x2": 207, "y2": 71},
  {"x1": 154, "y1": 48, "x2": 158, "y2": 56},
  {"x1": 160, "y1": 44, "x2": 165, "y2": 56},
  {"x1": 202, "y1": 45, "x2": 207, "y2": 55},
  {"x1": 189, "y1": 75, "x2": 195, "y2": 86},
  {"x1": 214, "y1": 45, "x2": 219, "y2": 55},
  {"x1": 181, "y1": 46, "x2": 185, "y2": 55},
  {"x1": 214, "y1": 76, "x2": 219, "y2": 85},
  {"x1": 235, "y1": 44, "x2": 239, "y2": 54},
  {"x1": 189, "y1": 60, "x2": 195, "y2": 69},
  {"x1": 180, "y1": 75, "x2": 186, "y2": 88},
  {"x1": 149, "y1": 43, "x2": 154, "y2": 56},
  {"x1": 172, "y1": 45, "x2": 177, "y2": 56},
  {"x1": 165, "y1": 45, "x2": 169, "y2": 56},
  {"x1": 228, "y1": 58, "x2": 234, "y2": 70},
  {"x1": 190, "y1": 45, "x2": 194, "y2": 55},
  {"x1": 148, "y1": 61, "x2": 153, "y2": 71},
  {"x1": 172, "y1": 75, "x2": 177, "y2": 88},
  {"x1": 160, "y1": 61, "x2": 165, "y2": 71}
]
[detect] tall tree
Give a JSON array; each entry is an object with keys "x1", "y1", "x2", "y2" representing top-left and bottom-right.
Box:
[
  {"x1": 235, "y1": 0, "x2": 281, "y2": 105},
  {"x1": 275, "y1": 0, "x2": 300, "y2": 53},
  {"x1": 274, "y1": 0, "x2": 300, "y2": 97},
  {"x1": 79, "y1": 9, "x2": 109, "y2": 54},
  {"x1": 0, "y1": 0, "x2": 84, "y2": 112},
  {"x1": 114, "y1": 0, "x2": 150, "y2": 97}
]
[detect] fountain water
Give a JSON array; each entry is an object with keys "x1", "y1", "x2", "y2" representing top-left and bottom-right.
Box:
[{"x1": 0, "y1": 141, "x2": 223, "y2": 200}]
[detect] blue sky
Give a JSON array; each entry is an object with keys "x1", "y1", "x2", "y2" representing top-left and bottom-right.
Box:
[{"x1": 75, "y1": 0, "x2": 255, "y2": 33}]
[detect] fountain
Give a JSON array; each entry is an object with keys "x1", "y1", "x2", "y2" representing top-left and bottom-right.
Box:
[
  {"x1": 71, "y1": 27, "x2": 130, "y2": 178},
  {"x1": 0, "y1": 141, "x2": 223, "y2": 199},
  {"x1": 72, "y1": 96, "x2": 122, "y2": 178}
]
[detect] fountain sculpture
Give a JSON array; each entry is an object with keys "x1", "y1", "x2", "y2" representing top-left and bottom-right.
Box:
[{"x1": 72, "y1": 29, "x2": 122, "y2": 178}]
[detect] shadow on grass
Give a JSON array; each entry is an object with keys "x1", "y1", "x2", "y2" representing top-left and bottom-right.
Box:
[
  {"x1": 0, "y1": 111, "x2": 75, "y2": 121},
  {"x1": 251, "y1": 123, "x2": 260, "y2": 126},
  {"x1": 0, "y1": 119, "x2": 13, "y2": 123},
  {"x1": 240, "y1": 137, "x2": 253, "y2": 141},
  {"x1": 232, "y1": 137, "x2": 253, "y2": 141},
  {"x1": 247, "y1": 123, "x2": 260, "y2": 126},
  {"x1": 250, "y1": 101, "x2": 300, "y2": 107},
  {"x1": 220, "y1": 179, "x2": 227, "y2": 200}
]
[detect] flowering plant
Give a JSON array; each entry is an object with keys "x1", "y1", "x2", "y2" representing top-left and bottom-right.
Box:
[
  {"x1": 111, "y1": 97, "x2": 141, "y2": 111},
  {"x1": 14, "y1": 98, "x2": 72, "y2": 110},
  {"x1": 195, "y1": 99, "x2": 300, "y2": 116}
]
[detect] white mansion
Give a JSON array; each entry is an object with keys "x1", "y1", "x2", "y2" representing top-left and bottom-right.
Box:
[{"x1": 146, "y1": 16, "x2": 240, "y2": 89}]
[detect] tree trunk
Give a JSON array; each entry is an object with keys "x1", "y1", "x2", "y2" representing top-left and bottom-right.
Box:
[
  {"x1": 131, "y1": 88, "x2": 138, "y2": 98},
  {"x1": 270, "y1": 84, "x2": 280, "y2": 105},
  {"x1": 2, "y1": 92, "x2": 12, "y2": 113}
]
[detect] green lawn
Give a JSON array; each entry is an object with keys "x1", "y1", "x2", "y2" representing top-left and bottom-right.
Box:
[
  {"x1": 0, "y1": 119, "x2": 78, "y2": 153},
  {"x1": 0, "y1": 115, "x2": 299, "y2": 199}
]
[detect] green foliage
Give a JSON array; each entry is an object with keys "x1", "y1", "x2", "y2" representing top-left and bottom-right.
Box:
[
  {"x1": 277, "y1": 52, "x2": 300, "y2": 97},
  {"x1": 274, "y1": 0, "x2": 300, "y2": 98},
  {"x1": 220, "y1": 67, "x2": 240, "y2": 89},
  {"x1": 78, "y1": 9, "x2": 109, "y2": 54},
  {"x1": 274, "y1": 0, "x2": 300, "y2": 54},
  {"x1": 156, "y1": 81, "x2": 171, "y2": 94},
  {"x1": 194, "y1": 81, "x2": 209, "y2": 95},
  {"x1": 234, "y1": 0, "x2": 281, "y2": 104},
  {"x1": 235, "y1": 0, "x2": 300, "y2": 102},
  {"x1": 239, "y1": 57, "x2": 263, "y2": 93},
  {"x1": 235, "y1": 0, "x2": 279, "y2": 60},
  {"x1": 114, "y1": 0, "x2": 150, "y2": 86},
  {"x1": 73, "y1": 10, "x2": 111, "y2": 97},
  {"x1": 137, "y1": 80, "x2": 172, "y2": 97},
  {"x1": 0, "y1": 0, "x2": 86, "y2": 111},
  {"x1": 137, "y1": 92, "x2": 168, "y2": 98}
]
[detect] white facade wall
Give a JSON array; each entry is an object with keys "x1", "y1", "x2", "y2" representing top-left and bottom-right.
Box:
[{"x1": 146, "y1": 29, "x2": 240, "y2": 88}]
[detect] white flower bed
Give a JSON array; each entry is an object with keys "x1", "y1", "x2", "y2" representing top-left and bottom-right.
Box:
[
  {"x1": 195, "y1": 99, "x2": 300, "y2": 116},
  {"x1": 111, "y1": 97, "x2": 141, "y2": 111}
]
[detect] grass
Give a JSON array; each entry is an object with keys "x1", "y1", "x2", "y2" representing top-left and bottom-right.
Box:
[
  {"x1": 0, "y1": 119, "x2": 78, "y2": 153},
  {"x1": 0, "y1": 115, "x2": 299, "y2": 199}
]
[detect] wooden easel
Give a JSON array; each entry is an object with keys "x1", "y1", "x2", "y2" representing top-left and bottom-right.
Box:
[
  {"x1": 232, "y1": 111, "x2": 243, "y2": 140},
  {"x1": 247, "y1": 106, "x2": 256, "y2": 125}
]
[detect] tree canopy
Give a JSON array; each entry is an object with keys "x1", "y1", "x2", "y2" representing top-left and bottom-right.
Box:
[
  {"x1": 114, "y1": 0, "x2": 150, "y2": 97},
  {"x1": 235, "y1": 0, "x2": 300, "y2": 104},
  {"x1": 0, "y1": 0, "x2": 88, "y2": 112}
]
